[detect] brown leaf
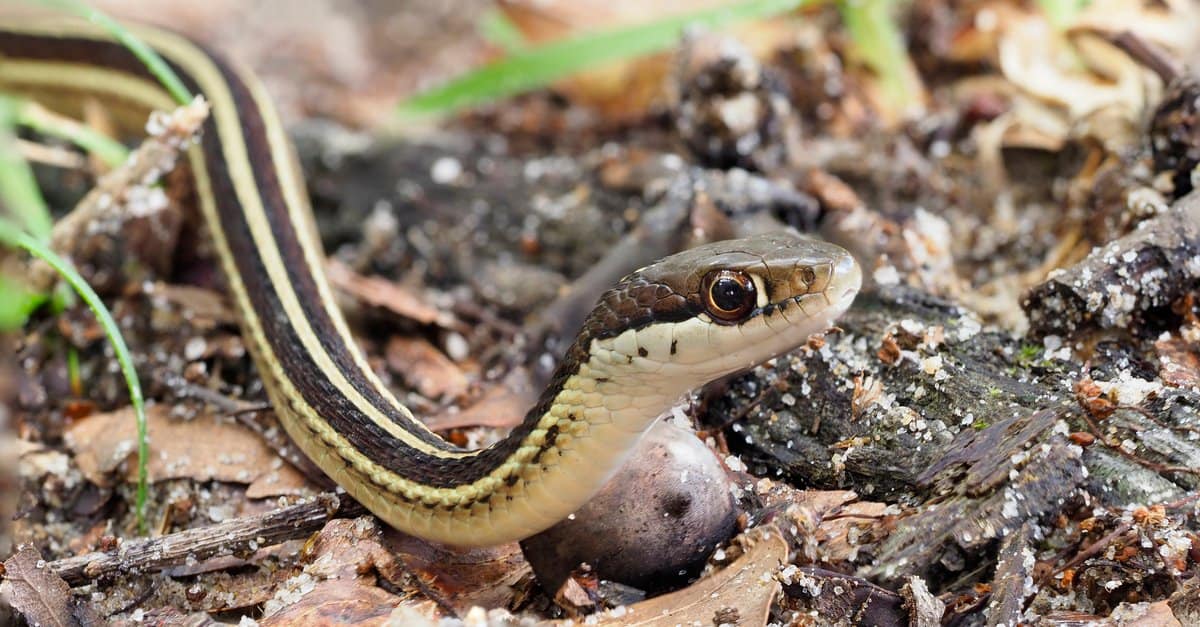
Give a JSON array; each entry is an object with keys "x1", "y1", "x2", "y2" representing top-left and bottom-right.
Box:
[
  {"x1": 65, "y1": 405, "x2": 313, "y2": 495},
  {"x1": 386, "y1": 529, "x2": 529, "y2": 617},
  {"x1": 259, "y1": 518, "x2": 427, "y2": 627},
  {"x1": 326, "y1": 260, "x2": 455, "y2": 329},
  {"x1": 1, "y1": 546, "x2": 76, "y2": 627},
  {"x1": 755, "y1": 485, "x2": 889, "y2": 563},
  {"x1": 584, "y1": 525, "x2": 788, "y2": 626},
  {"x1": 385, "y1": 336, "x2": 469, "y2": 400},
  {"x1": 146, "y1": 282, "x2": 237, "y2": 329},
  {"x1": 245, "y1": 464, "x2": 314, "y2": 500},
  {"x1": 423, "y1": 368, "x2": 534, "y2": 431}
]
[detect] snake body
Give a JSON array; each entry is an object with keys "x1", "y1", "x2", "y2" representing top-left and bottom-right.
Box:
[{"x1": 0, "y1": 18, "x2": 861, "y2": 546}]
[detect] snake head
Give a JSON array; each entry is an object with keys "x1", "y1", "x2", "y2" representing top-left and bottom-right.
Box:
[{"x1": 581, "y1": 233, "x2": 862, "y2": 390}]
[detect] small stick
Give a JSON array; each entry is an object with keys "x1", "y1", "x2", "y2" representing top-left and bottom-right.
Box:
[
  {"x1": 48, "y1": 492, "x2": 365, "y2": 586},
  {"x1": 1110, "y1": 30, "x2": 1183, "y2": 84}
]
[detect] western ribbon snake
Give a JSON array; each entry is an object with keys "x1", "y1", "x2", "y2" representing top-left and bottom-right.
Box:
[{"x1": 0, "y1": 18, "x2": 861, "y2": 546}]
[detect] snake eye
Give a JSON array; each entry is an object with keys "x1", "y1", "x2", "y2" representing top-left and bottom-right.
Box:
[{"x1": 702, "y1": 270, "x2": 757, "y2": 322}]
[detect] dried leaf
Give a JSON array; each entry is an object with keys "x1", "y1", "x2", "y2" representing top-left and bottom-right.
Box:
[
  {"x1": 145, "y1": 283, "x2": 237, "y2": 329},
  {"x1": 585, "y1": 525, "x2": 787, "y2": 626},
  {"x1": 385, "y1": 336, "x2": 469, "y2": 400},
  {"x1": 259, "y1": 518, "x2": 422, "y2": 627},
  {"x1": 1108, "y1": 600, "x2": 1183, "y2": 627},
  {"x1": 755, "y1": 485, "x2": 889, "y2": 563},
  {"x1": 65, "y1": 405, "x2": 313, "y2": 495},
  {"x1": 424, "y1": 368, "x2": 534, "y2": 431},
  {"x1": 245, "y1": 465, "x2": 313, "y2": 499},
  {"x1": 326, "y1": 260, "x2": 456, "y2": 329},
  {"x1": 1, "y1": 546, "x2": 76, "y2": 627},
  {"x1": 386, "y1": 529, "x2": 529, "y2": 616}
]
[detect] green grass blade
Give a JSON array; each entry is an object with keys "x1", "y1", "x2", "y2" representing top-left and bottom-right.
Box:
[
  {"x1": 398, "y1": 0, "x2": 810, "y2": 119},
  {"x1": 35, "y1": 0, "x2": 193, "y2": 105},
  {"x1": 477, "y1": 9, "x2": 529, "y2": 53},
  {"x1": 839, "y1": 0, "x2": 922, "y2": 114},
  {"x1": 0, "y1": 96, "x2": 54, "y2": 240},
  {"x1": 0, "y1": 273, "x2": 46, "y2": 330},
  {"x1": 0, "y1": 219, "x2": 149, "y2": 532},
  {"x1": 1036, "y1": 0, "x2": 1087, "y2": 28},
  {"x1": 17, "y1": 100, "x2": 130, "y2": 168}
]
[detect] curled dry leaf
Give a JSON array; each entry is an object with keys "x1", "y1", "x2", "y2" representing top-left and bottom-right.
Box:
[
  {"x1": 755, "y1": 483, "x2": 890, "y2": 564},
  {"x1": 583, "y1": 525, "x2": 788, "y2": 626},
  {"x1": 64, "y1": 405, "x2": 311, "y2": 498}
]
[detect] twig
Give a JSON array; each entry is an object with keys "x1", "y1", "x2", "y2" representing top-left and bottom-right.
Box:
[
  {"x1": 1041, "y1": 521, "x2": 1133, "y2": 585},
  {"x1": 1110, "y1": 30, "x2": 1183, "y2": 84},
  {"x1": 48, "y1": 492, "x2": 365, "y2": 585},
  {"x1": 29, "y1": 97, "x2": 210, "y2": 292}
]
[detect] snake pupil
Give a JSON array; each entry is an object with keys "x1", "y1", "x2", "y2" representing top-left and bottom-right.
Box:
[
  {"x1": 713, "y1": 279, "x2": 744, "y2": 310},
  {"x1": 704, "y1": 270, "x2": 756, "y2": 321}
]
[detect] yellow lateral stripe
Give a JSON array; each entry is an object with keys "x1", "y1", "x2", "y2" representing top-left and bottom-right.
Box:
[{"x1": 128, "y1": 26, "x2": 464, "y2": 457}]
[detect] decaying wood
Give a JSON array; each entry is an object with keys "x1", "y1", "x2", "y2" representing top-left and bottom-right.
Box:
[
  {"x1": 1022, "y1": 191, "x2": 1200, "y2": 337},
  {"x1": 716, "y1": 276, "x2": 1199, "y2": 588},
  {"x1": 29, "y1": 98, "x2": 209, "y2": 293},
  {"x1": 782, "y1": 568, "x2": 907, "y2": 625},
  {"x1": 47, "y1": 493, "x2": 362, "y2": 586},
  {"x1": 985, "y1": 522, "x2": 1034, "y2": 625}
]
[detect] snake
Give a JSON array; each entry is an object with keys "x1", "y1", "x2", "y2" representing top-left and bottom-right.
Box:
[{"x1": 0, "y1": 17, "x2": 862, "y2": 546}]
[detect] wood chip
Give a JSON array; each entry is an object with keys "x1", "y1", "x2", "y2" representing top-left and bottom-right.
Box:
[{"x1": 902, "y1": 576, "x2": 946, "y2": 627}]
